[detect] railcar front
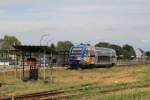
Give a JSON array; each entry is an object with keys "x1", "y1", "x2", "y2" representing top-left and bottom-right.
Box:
[{"x1": 68, "y1": 46, "x2": 97, "y2": 67}]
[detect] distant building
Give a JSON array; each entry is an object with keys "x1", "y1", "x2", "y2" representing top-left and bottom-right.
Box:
[{"x1": 136, "y1": 48, "x2": 145, "y2": 59}]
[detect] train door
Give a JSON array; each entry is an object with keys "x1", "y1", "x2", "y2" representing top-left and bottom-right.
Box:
[{"x1": 86, "y1": 48, "x2": 96, "y2": 65}]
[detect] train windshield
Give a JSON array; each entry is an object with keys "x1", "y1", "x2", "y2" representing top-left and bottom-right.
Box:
[{"x1": 70, "y1": 47, "x2": 83, "y2": 55}]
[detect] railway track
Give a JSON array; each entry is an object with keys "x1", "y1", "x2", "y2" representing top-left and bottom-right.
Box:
[
  {"x1": 0, "y1": 90, "x2": 75, "y2": 100},
  {"x1": 116, "y1": 62, "x2": 150, "y2": 67}
]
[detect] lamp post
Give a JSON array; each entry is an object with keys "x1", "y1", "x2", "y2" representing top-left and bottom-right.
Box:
[
  {"x1": 40, "y1": 34, "x2": 49, "y2": 46},
  {"x1": 47, "y1": 39, "x2": 54, "y2": 83},
  {"x1": 40, "y1": 34, "x2": 49, "y2": 67},
  {"x1": 40, "y1": 34, "x2": 49, "y2": 81},
  {"x1": 43, "y1": 39, "x2": 53, "y2": 81},
  {"x1": 47, "y1": 39, "x2": 53, "y2": 65}
]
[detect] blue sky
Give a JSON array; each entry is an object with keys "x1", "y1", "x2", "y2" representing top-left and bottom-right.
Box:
[{"x1": 0, "y1": 0, "x2": 150, "y2": 50}]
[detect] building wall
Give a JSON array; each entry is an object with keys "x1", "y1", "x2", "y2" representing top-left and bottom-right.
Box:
[
  {"x1": 0, "y1": 62, "x2": 9, "y2": 66},
  {"x1": 136, "y1": 50, "x2": 143, "y2": 58},
  {"x1": 56, "y1": 51, "x2": 69, "y2": 66}
]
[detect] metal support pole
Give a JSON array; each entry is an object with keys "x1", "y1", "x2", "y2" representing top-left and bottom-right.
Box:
[
  {"x1": 3, "y1": 60, "x2": 6, "y2": 81},
  {"x1": 14, "y1": 53, "x2": 17, "y2": 79},
  {"x1": 40, "y1": 34, "x2": 49, "y2": 81},
  {"x1": 22, "y1": 54, "x2": 25, "y2": 78},
  {"x1": 19, "y1": 56, "x2": 22, "y2": 80},
  {"x1": 40, "y1": 34, "x2": 49, "y2": 68},
  {"x1": 50, "y1": 51, "x2": 53, "y2": 83},
  {"x1": 43, "y1": 49, "x2": 46, "y2": 81}
]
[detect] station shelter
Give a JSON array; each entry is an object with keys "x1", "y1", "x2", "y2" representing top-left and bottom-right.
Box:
[{"x1": 13, "y1": 45, "x2": 57, "y2": 80}]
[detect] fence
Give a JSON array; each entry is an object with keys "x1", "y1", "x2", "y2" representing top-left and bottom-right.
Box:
[{"x1": 117, "y1": 59, "x2": 150, "y2": 66}]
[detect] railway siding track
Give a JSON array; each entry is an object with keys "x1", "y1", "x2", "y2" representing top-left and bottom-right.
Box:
[{"x1": 0, "y1": 90, "x2": 75, "y2": 100}]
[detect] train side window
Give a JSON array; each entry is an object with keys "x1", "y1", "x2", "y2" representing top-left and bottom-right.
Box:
[
  {"x1": 97, "y1": 56, "x2": 111, "y2": 63},
  {"x1": 98, "y1": 56, "x2": 100, "y2": 60}
]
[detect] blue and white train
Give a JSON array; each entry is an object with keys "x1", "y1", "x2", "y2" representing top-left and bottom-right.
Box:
[{"x1": 68, "y1": 44, "x2": 117, "y2": 67}]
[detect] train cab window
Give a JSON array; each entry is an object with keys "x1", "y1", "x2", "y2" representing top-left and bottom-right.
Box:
[{"x1": 71, "y1": 47, "x2": 82, "y2": 55}]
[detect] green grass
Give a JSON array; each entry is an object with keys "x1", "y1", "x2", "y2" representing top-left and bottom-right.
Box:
[
  {"x1": 1, "y1": 65, "x2": 150, "y2": 99},
  {"x1": 65, "y1": 79, "x2": 150, "y2": 99}
]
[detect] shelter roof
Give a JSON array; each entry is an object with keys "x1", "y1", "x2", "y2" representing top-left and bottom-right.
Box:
[{"x1": 13, "y1": 45, "x2": 57, "y2": 54}]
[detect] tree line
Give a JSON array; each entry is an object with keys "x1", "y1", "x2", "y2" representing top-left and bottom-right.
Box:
[
  {"x1": 50, "y1": 42, "x2": 137, "y2": 59},
  {"x1": 95, "y1": 42, "x2": 136, "y2": 59},
  {"x1": 0, "y1": 35, "x2": 150, "y2": 60},
  {"x1": 0, "y1": 35, "x2": 21, "y2": 50}
]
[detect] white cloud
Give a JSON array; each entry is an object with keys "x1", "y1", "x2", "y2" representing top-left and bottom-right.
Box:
[
  {"x1": 0, "y1": 0, "x2": 150, "y2": 50},
  {"x1": 0, "y1": 0, "x2": 40, "y2": 5},
  {"x1": 141, "y1": 39, "x2": 150, "y2": 43},
  {"x1": 0, "y1": 20, "x2": 68, "y2": 33}
]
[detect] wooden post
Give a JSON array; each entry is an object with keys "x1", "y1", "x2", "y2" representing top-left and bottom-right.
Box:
[
  {"x1": 14, "y1": 51, "x2": 17, "y2": 79},
  {"x1": 50, "y1": 51, "x2": 53, "y2": 83},
  {"x1": 3, "y1": 60, "x2": 6, "y2": 81},
  {"x1": 30, "y1": 53, "x2": 32, "y2": 70},
  {"x1": 22, "y1": 53, "x2": 25, "y2": 78},
  {"x1": 19, "y1": 54, "x2": 22, "y2": 80}
]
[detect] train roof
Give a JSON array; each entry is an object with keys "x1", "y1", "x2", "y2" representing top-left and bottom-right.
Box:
[
  {"x1": 95, "y1": 47, "x2": 116, "y2": 52},
  {"x1": 95, "y1": 47, "x2": 116, "y2": 56},
  {"x1": 73, "y1": 45, "x2": 115, "y2": 52},
  {"x1": 71, "y1": 45, "x2": 116, "y2": 56},
  {"x1": 73, "y1": 43, "x2": 95, "y2": 48}
]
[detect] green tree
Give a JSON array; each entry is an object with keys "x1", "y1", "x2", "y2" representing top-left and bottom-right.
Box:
[
  {"x1": 95, "y1": 42, "x2": 123, "y2": 58},
  {"x1": 146, "y1": 51, "x2": 150, "y2": 56},
  {"x1": 1, "y1": 35, "x2": 21, "y2": 49},
  {"x1": 109, "y1": 44, "x2": 124, "y2": 58},
  {"x1": 145, "y1": 51, "x2": 150, "y2": 60},
  {"x1": 95, "y1": 42, "x2": 110, "y2": 48},
  {"x1": 122, "y1": 44, "x2": 136, "y2": 59},
  {"x1": 95, "y1": 42, "x2": 136, "y2": 59},
  {"x1": 57, "y1": 41, "x2": 73, "y2": 51},
  {"x1": 50, "y1": 43, "x2": 56, "y2": 50}
]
